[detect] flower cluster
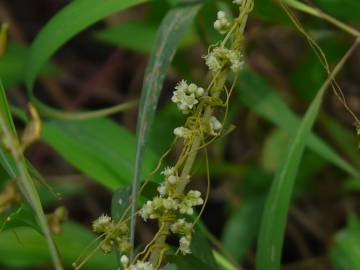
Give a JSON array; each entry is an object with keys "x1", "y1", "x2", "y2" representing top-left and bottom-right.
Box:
[
  {"x1": 204, "y1": 47, "x2": 244, "y2": 73},
  {"x1": 214, "y1": 11, "x2": 231, "y2": 35},
  {"x1": 92, "y1": 214, "x2": 131, "y2": 253},
  {"x1": 170, "y1": 219, "x2": 193, "y2": 254},
  {"x1": 173, "y1": 126, "x2": 192, "y2": 139},
  {"x1": 171, "y1": 80, "x2": 204, "y2": 114},
  {"x1": 120, "y1": 256, "x2": 154, "y2": 270},
  {"x1": 139, "y1": 166, "x2": 204, "y2": 255}
]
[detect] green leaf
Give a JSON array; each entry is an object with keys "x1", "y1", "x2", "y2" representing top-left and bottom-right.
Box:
[
  {"x1": 237, "y1": 69, "x2": 358, "y2": 176},
  {"x1": 0, "y1": 203, "x2": 40, "y2": 233},
  {"x1": 331, "y1": 214, "x2": 360, "y2": 270},
  {"x1": 41, "y1": 118, "x2": 158, "y2": 191},
  {"x1": 0, "y1": 222, "x2": 116, "y2": 269},
  {"x1": 25, "y1": 0, "x2": 146, "y2": 118},
  {"x1": 255, "y1": 44, "x2": 356, "y2": 270},
  {"x1": 0, "y1": 43, "x2": 59, "y2": 87},
  {"x1": 167, "y1": 254, "x2": 217, "y2": 270},
  {"x1": 191, "y1": 223, "x2": 218, "y2": 269},
  {"x1": 94, "y1": 21, "x2": 158, "y2": 53},
  {"x1": 313, "y1": 0, "x2": 360, "y2": 22},
  {"x1": 222, "y1": 197, "x2": 264, "y2": 262},
  {"x1": 129, "y1": 0, "x2": 202, "y2": 246}
]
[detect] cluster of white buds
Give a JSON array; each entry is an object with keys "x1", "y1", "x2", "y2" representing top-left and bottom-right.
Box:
[
  {"x1": 158, "y1": 167, "x2": 179, "y2": 196},
  {"x1": 92, "y1": 214, "x2": 131, "y2": 253},
  {"x1": 120, "y1": 256, "x2": 154, "y2": 270},
  {"x1": 204, "y1": 47, "x2": 244, "y2": 73},
  {"x1": 233, "y1": 0, "x2": 243, "y2": 4},
  {"x1": 214, "y1": 11, "x2": 231, "y2": 34},
  {"x1": 170, "y1": 218, "x2": 193, "y2": 254},
  {"x1": 179, "y1": 190, "x2": 204, "y2": 215},
  {"x1": 209, "y1": 116, "x2": 223, "y2": 136},
  {"x1": 173, "y1": 126, "x2": 192, "y2": 139},
  {"x1": 140, "y1": 196, "x2": 179, "y2": 221},
  {"x1": 172, "y1": 80, "x2": 204, "y2": 114}
]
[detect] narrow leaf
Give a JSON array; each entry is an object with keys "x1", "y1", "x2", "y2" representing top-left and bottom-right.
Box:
[
  {"x1": 255, "y1": 40, "x2": 359, "y2": 270},
  {"x1": 129, "y1": 1, "x2": 202, "y2": 249}
]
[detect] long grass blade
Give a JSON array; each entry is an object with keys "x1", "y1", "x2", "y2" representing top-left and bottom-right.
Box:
[
  {"x1": 129, "y1": 1, "x2": 202, "y2": 256},
  {"x1": 255, "y1": 38, "x2": 360, "y2": 270}
]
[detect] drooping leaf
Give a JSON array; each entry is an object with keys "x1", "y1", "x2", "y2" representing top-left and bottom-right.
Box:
[
  {"x1": 129, "y1": 0, "x2": 202, "y2": 246},
  {"x1": 237, "y1": 69, "x2": 357, "y2": 176},
  {"x1": 41, "y1": 118, "x2": 158, "y2": 191},
  {"x1": 255, "y1": 43, "x2": 357, "y2": 270},
  {"x1": 167, "y1": 254, "x2": 217, "y2": 270}
]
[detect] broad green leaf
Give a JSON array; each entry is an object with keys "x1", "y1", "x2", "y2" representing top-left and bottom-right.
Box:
[
  {"x1": 25, "y1": 0, "x2": 147, "y2": 118},
  {"x1": 0, "y1": 222, "x2": 116, "y2": 269},
  {"x1": 0, "y1": 81, "x2": 63, "y2": 269},
  {"x1": 331, "y1": 214, "x2": 360, "y2": 270},
  {"x1": 237, "y1": 69, "x2": 357, "y2": 176},
  {"x1": 41, "y1": 118, "x2": 158, "y2": 191},
  {"x1": 313, "y1": 0, "x2": 360, "y2": 22},
  {"x1": 129, "y1": 0, "x2": 202, "y2": 246},
  {"x1": 255, "y1": 44, "x2": 356, "y2": 270}
]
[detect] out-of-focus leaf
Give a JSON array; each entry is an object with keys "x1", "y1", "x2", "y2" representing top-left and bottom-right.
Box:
[
  {"x1": 0, "y1": 222, "x2": 116, "y2": 269},
  {"x1": 191, "y1": 223, "x2": 218, "y2": 269},
  {"x1": 94, "y1": 21, "x2": 158, "y2": 53},
  {"x1": 167, "y1": 254, "x2": 217, "y2": 270},
  {"x1": 252, "y1": 0, "x2": 290, "y2": 23},
  {"x1": 94, "y1": 21, "x2": 197, "y2": 53},
  {"x1": 25, "y1": 0, "x2": 147, "y2": 118},
  {"x1": 0, "y1": 203, "x2": 40, "y2": 233},
  {"x1": 261, "y1": 129, "x2": 290, "y2": 172},
  {"x1": 237, "y1": 69, "x2": 358, "y2": 176},
  {"x1": 41, "y1": 118, "x2": 158, "y2": 191},
  {"x1": 130, "y1": 0, "x2": 202, "y2": 246},
  {"x1": 331, "y1": 214, "x2": 360, "y2": 270},
  {"x1": 313, "y1": 0, "x2": 360, "y2": 22},
  {"x1": 222, "y1": 197, "x2": 264, "y2": 262},
  {"x1": 0, "y1": 43, "x2": 58, "y2": 87}
]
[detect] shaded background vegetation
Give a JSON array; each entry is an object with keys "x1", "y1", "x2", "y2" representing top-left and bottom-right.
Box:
[{"x1": 1, "y1": 0, "x2": 360, "y2": 269}]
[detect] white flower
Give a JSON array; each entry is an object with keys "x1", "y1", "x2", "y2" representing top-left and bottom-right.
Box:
[
  {"x1": 92, "y1": 214, "x2": 112, "y2": 233},
  {"x1": 209, "y1": 116, "x2": 222, "y2": 135},
  {"x1": 214, "y1": 10, "x2": 231, "y2": 34},
  {"x1": 163, "y1": 197, "x2": 178, "y2": 210},
  {"x1": 157, "y1": 183, "x2": 167, "y2": 196},
  {"x1": 179, "y1": 236, "x2": 191, "y2": 255},
  {"x1": 171, "y1": 89, "x2": 186, "y2": 104},
  {"x1": 167, "y1": 175, "x2": 178, "y2": 184},
  {"x1": 174, "y1": 127, "x2": 192, "y2": 138},
  {"x1": 121, "y1": 255, "x2": 129, "y2": 267},
  {"x1": 172, "y1": 80, "x2": 204, "y2": 113},
  {"x1": 233, "y1": 0, "x2": 243, "y2": 4},
  {"x1": 161, "y1": 166, "x2": 175, "y2": 177},
  {"x1": 204, "y1": 47, "x2": 243, "y2": 73},
  {"x1": 171, "y1": 219, "x2": 193, "y2": 235},
  {"x1": 175, "y1": 79, "x2": 188, "y2": 92},
  {"x1": 179, "y1": 190, "x2": 204, "y2": 215},
  {"x1": 127, "y1": 260, "x2": 154, "y2": 270},
  {"x1": 196, "y1": 87, "x2": 204, "y2": 97},
  {"x1": 140, "y1": 201, "x2": 153, "y2": 221}
]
